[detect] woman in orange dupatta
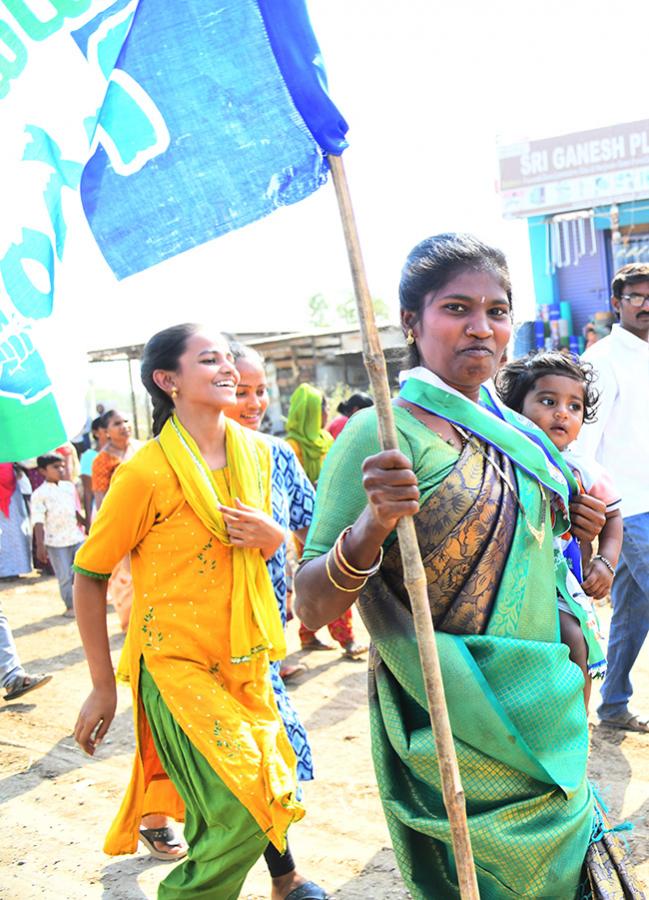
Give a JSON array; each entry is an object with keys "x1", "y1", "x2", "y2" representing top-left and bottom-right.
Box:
[{"x1": 91, "y1": 410, "x2": 141, "y2": 632}]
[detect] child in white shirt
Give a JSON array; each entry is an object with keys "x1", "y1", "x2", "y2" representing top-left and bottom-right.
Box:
[{"x1": 31, "y1": 453, "x2": 86, "y2": 617}]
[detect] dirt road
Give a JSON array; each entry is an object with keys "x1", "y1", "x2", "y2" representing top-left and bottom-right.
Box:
[{"x1": 0, "y1": 573, "x2": 647, "y2": 899}]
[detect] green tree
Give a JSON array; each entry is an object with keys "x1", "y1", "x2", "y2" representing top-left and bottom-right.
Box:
[
  {"x1": 307, "y1": 292, "x2": 331, "y2": 328},
  {"x1": 336, "y1": 294, "x2": 390, "y2": 325},
  {"x1": 371, "y1": 297, "x2": 390, "y2": 322}
]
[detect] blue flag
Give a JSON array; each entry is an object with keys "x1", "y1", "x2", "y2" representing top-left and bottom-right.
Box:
[{"x1": 78, "y1": 0, "x2": 349, "y2": 278}]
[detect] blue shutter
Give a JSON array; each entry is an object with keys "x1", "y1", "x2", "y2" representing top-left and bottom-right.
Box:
[{"x1": 556, "y1": 229, "x2": 610, "y2": 334}]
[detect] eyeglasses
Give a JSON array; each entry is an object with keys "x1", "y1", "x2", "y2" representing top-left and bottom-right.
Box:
[{"x1": 620, "y1": 292, "x2": 649, "y2": 307}]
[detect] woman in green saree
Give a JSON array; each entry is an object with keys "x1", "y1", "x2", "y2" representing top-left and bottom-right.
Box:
[{"x1": 295, "y1": 234, "x2": 644, "y2": 898}]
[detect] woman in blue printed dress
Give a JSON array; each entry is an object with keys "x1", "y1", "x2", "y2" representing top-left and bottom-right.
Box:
[{"x1": 222, "y1": 342, "x2": 326, "y2": 900}]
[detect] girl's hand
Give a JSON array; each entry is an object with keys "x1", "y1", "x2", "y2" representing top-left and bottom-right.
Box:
[
  {"x1": 219, "y1": 498, "x2": 285, "y2": 560},
  {"x1": 362, "y1": 450, "x2": 420, "y2": 533},
  {"x1": 568, "y1": 493, "x2": 606, "y2": 543},
  {"x1": 581, "y1": 558, "x2": 614, "y2": 600},
  {"x1": 74, "y1": 685, "x2": 117, "y2": 756}
]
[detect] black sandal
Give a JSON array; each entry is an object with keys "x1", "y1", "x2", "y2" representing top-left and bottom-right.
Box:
[
  {"x1": 139, "y1": 826, "x2": 187, "y2": 861},
  {"x1": 285, "y1": 881, "x2": 329, "y2": 899}
]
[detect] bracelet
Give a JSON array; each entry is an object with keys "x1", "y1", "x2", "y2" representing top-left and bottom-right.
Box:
[
  {"x1": 592, "y1": 554, "x2": 616, "y2": 576},
  {"x1": 334, "y1": 526, "x2": 384, "y2": 578},
  {"x1": 333, "y1": 538, "x2": 368, "y2": 580},
  {"x1": 325, "y1": 550, "x2": 367, "y2": 593},
  {"x1": 333, "y1": 543, "x2": 367, "y2": 581}
]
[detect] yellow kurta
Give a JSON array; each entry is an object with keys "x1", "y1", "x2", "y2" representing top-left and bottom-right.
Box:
[{"x1": 74, "y1": 439, "x2": 303, "y2": 854}]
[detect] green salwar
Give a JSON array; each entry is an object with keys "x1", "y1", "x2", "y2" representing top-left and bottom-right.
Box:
[{"x1": 140, "y1": 663, "x2": 267, "y2": 900}]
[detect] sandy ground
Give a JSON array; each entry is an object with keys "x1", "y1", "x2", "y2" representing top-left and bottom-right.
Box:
[{"x1": 0, "y1": 572, "x2": 647, "y2": 899}]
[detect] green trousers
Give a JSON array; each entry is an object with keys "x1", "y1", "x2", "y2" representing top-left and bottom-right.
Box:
[{"x1": 140, "y1": 663, "x2": 267, "y2": 899}]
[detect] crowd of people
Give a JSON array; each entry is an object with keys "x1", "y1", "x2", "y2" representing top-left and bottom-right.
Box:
[{"x1": 1, "y1": 233, "x2": 648, "y2": 898}]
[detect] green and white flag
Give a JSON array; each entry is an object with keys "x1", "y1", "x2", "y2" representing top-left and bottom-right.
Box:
[{"x1": 0, "y1": 3, "x2": 103, "y2": 462}]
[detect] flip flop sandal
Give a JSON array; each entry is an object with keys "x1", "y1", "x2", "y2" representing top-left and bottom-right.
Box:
[
  {"x1": 3, "y1": 673, "x2": 52, "y2": 702},
  {"x1": 280, "y1": 663, "x2": 307, "y2": 682},
  {"x1": 139, "y1": 826, "x2": 188, "y2": 861},
  {"x1": 600, "y1": 712, "x2": 649, "y2": 733},
  {"x1": 342, "y1": 642, "x2": 368, "y2": 660},
  {"x1": 285, "y1": 881, "x2": 329, "y2": 900},
  {"x1": 300, "y1": 638, "x2": 336, "y2": 652}
]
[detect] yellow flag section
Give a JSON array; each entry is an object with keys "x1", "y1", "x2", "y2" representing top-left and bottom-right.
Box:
[{"x1": 75, "y1": 431, "x2": 301, "y2": 854}]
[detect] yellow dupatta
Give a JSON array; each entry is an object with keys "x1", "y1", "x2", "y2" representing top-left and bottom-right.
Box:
[{"x1": 159, "y1": 414, "x2": 285, "y2": 663}]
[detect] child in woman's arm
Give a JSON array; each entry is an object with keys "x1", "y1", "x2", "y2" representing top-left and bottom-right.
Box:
[{"x1": 496, "y1": 350, "x2": 622, "y2": 707}]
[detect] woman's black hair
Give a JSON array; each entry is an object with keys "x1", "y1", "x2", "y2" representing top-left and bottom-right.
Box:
[
  {"x1": 140, "y1": 323, "x2": 202, "y2": 436},
  {"x1": 496, "y1": 349, "x2": 599, "y2": 423},
  {"x1": 229, "y1": 340, "x2": 264, "y2": 366},
  {"x1": 337, "y1": 392, "x2": 373, "y2": 417},
  {"x1": 102, "y1": 409, "x2": 127, "y2": 428},
  {"x1": 90, "y1": 415, "x2": 105, "y2": 435},
  {"x1": 399, "y1": 232, "x2": 513, "y2": 366}
]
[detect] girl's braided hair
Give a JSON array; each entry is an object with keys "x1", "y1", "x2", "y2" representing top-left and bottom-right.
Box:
[{"x1": 140, "y1": 323, "x2": 202, "y2": 436}]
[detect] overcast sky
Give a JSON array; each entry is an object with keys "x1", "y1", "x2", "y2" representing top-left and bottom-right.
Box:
[{"x1": 57, "y1": 0, "x2": 647, "y2": 350}]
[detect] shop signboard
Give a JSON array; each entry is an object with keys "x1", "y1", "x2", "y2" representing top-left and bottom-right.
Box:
[{"x1": 498, "y1": 119, "x2": 649, "y2": 217}]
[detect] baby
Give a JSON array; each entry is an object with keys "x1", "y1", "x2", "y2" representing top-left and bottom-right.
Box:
[{"x1": 497, "y1": 350, "x2": 623, "y2": 707}]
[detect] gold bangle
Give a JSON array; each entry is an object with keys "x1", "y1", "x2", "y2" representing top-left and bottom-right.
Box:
[
  {"x1": 332, "y1": 539, "x2": 367, "y2": 580},
  {"x1": 325, "y1": 550, "x2": 367, "y2": 593},
  {"x1": 335, "y1": 527, "x2": 383, "y2": 577}
]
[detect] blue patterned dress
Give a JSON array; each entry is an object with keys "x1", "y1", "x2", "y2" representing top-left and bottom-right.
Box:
[
  {"x1": 0, "y1": 484, "x2": 32, "y2": 577},
  {"x1": 263, "y1": 435, "x2": 315, "y2": 782}
]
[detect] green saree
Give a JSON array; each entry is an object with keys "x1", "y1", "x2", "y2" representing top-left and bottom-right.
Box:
[{"x1": 303, "y1": 373, "x2": 644, "y2": 899}]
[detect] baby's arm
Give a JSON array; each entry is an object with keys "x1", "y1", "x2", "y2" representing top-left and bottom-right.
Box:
[{"x1": 581, "y1": 508, "x2": 623, "y2": 599}]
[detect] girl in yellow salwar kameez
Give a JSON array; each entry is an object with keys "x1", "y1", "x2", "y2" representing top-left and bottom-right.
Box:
[{"x1": 73, "y1": 325, "x2": 304, "y2": 900}]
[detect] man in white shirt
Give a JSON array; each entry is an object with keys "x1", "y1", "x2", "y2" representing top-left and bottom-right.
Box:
[{"x1": 578, "y1": 263, "x2": 649, "y2": 733}]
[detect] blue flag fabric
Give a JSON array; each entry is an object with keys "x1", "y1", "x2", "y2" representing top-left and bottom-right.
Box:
[{"x1": 78, "y1": 0, "x2": 349, "y2": 279}]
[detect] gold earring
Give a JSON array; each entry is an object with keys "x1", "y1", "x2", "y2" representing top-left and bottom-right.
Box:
[
  {"x1": 171, "y1": 386, "x2": 178, "y2": 401},
  {"x1": 406, "y1": 328, "x2": 415, "y2": 345}
]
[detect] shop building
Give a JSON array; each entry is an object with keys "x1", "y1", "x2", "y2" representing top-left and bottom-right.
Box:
[{"x1": 498, "y1": 118, "x2": 649, "y2": 352}]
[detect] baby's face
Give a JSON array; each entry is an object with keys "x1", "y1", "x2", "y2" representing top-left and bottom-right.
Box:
[{"x1": 521, "y1": 374, "x2": 585, "y2": 451}]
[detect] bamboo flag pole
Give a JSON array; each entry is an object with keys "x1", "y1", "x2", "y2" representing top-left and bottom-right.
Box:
[{"x1": 328, "y1": 153, "x2": 480, "y2": 899}]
